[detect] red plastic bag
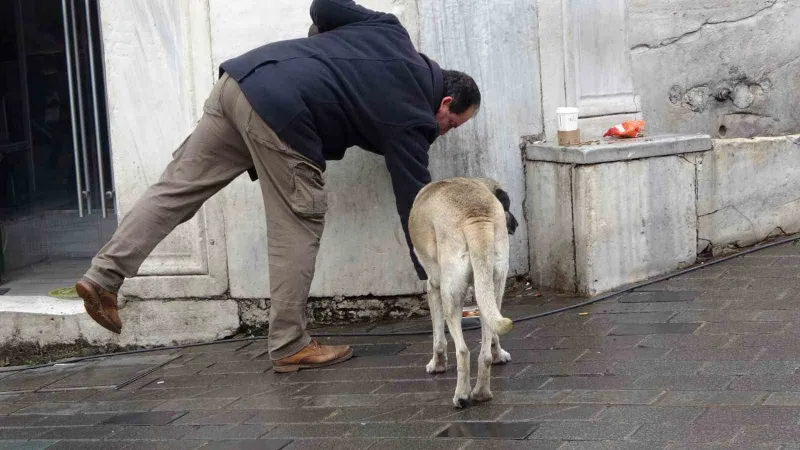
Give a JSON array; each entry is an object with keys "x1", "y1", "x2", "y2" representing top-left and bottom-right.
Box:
[{"x1": 603, "y1": 120, "x2": 645, "y2": 138}]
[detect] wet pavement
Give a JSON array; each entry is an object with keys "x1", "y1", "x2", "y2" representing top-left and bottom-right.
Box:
[{"x1": 1, "y1": 240, "x2": 800, "y2": 449}]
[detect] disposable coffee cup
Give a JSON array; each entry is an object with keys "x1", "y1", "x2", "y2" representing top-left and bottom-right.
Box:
[{"x1": 556, "y1": 107, "x2": 580, "y2": 146}]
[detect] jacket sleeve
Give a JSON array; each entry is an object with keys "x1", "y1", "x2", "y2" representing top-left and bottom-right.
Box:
[
  {"x1": 310, "y1": 0, "x2": 381, "y2": 33},
  {"x1": 383, "y1": 128, "x2": 433, "y2": 281}
]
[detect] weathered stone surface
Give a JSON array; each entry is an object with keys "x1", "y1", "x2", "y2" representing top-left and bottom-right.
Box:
[
  {"x1": 697, "y1": 136, "x2": 800, "y2": 254},
  {"x1": 526, "y1": 161, "x2": 576, "y2": 293},
  {"x1": 572, "y1": 156, "x2": 697, "y2": 295},
  {"x1": 630, "y1": 0, "x2": 800, "y2": 138}
]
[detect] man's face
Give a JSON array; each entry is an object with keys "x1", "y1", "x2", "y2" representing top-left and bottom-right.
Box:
[{"x1": 435, "y1": 97, "x2": 476, "y2": 135}]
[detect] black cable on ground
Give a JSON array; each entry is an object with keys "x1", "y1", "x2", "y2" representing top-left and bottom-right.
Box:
[{"x1": 3, "y1": 234, "x2": 798, "y2": 374}]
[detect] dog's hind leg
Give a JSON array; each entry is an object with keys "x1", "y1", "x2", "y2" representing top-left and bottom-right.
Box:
[
  {"x1": 491, "y1": 243, "x2": 512, "y2": 365},
  {"x1": 471, "y1": 316, "x2": 495, "y2": 402},
  {"x1": 426, "y1": 280, "x2": 448, "y2": 374},
  {"x1": 440, "y1": 258, "x2": 471, "y2": 408}
]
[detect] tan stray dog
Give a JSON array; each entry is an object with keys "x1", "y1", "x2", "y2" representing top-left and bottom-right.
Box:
[{"x1": 409, "y1": 177, "x2": 518, "y2": 408}]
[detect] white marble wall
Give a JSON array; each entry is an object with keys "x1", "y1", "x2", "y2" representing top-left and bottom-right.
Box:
[{"x1": 98, "y1": 0, "x2": 227, "y2": 299}]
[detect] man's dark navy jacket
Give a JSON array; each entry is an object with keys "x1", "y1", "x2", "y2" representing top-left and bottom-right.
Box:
[{"x1": 219, "y1": 0, "x2": 443, "y2": 280}]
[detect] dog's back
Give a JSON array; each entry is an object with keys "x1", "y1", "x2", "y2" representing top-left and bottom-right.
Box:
[{"x1": 409, "y1": 177, "x2": 513, "y2": 335}]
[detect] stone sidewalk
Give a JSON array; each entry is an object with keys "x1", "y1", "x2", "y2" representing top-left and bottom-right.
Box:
[{"x1": 1, "y1": 240, "x2": 800, "y2": 449}]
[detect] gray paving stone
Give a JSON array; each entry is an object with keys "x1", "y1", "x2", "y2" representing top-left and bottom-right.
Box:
[
  {"x1": 283, "y1": 439, "x2": 378, "y2": 450},
  {"x1": 700, "y1": 361, "x2": 800, "y2": 376},
  {"x1": 172, "y1": 409, "x2": 260, "y2": 425},
  {"x1": 12, "y1": 402, "x2": 87, "y2": 415},
  {"x1": 499, "y1": 349, "x2": 586, "y2": 363},
  {"x1": 728, "y1": 375, "x2": 800, "y2": 391},
  {"x1": 0, "y1": 368, "x2": 79, "y2": 394},
  {"x1": 410, "y1": 405, "x2": 511, "y2": 422},
  {"x1": 152, "y1": 397, "x2": 238, "y2": 411},
  {"x1": 697, "y1": 322, "x2": 791, "y2": 335},
  {"x1": 181, "y1": 424, "x2": 274, "y2": 440},
  {"x1": 44, "y1": 441, "x2": 115, "y2": 450},
  {"x1": 632, "y1": 423, "x2": 741, "y2": 443},
  {"x1": 500, "y1": 405, "x2": 603, "y2": 422},
  {"x1": 560, "y1": 442, "x2": 669, "y2": 450},
  {"x1": 345, "y1": 422, "x2": 448, "y2": 438},
  {"x1": 696, "y1": 406, "x2": 800, "y2": 425},
  {"x1": 323, "y1": 406, "x2": 422, "y2": 423},
  {"x1": 527, "y1": 422, "x2": 638, "y2": 441},
  {"x1": 631, "y1": 375, "x2": 734, "y2": 390},
  {"x1": 0, "y1": 427, "x2": 51, "y2": 439},
  {"x1": 0, "y1": 414, "x2": 46, "y2": 427},
  {"x1": 110, "y1": 424, "x2": 195, "y2": 440},
  {"x1": 560, "y1": 390, "x2": 663, "y2": 405},
  {"x1": 143, "y1": 375, "x2": 226, "y2": 389},
  {"x1": 669, "y1": 310, "x2": 762, "y2": 323},
  {"x1": 531, "y1": 324, "x2": 617, "y2": 337},
  {"x1": 263, "y1": 423, "x2": 354, "y2": 438},
  {"x1": 303, "y1": 394, "x2": 394, "y2": 408},
  {"x1": 762, "y1": 392, "x2": 800, "y2": 406},
  {"x1": 637, "y1": 334, "x2": 734, "y2": 348},
  {"x1": 578, "y1": 348, "x2": 670, "y2": 361},
  {"x1": 735, "y1": 425, "x2": 800, "y2": 445},
  {"x1": 80, "y1": 399, "x2": 166, "y2": 413},
  {"x1": 37, "y1": 425, "x2": 123, "y2": 440},
  {"x1": 666, "y1": 445, "x2": 779, "y2": 450},
  {"x1": 121, "y1": 441, "x2": 208, "y2": 450},
  {"x1": 12, "y1": 390, "x2": 100, "y2": 403},
  {"x1": 336, "y1": 355, "x2": 429, "y2": 369},
  {"x1": 367, "y1": 440, "x2": 466, "y2": 450},
  {"x1": 540, "y1": 376, "x2": 638, "y2": 390},
  {"x1": 620, "y1": 291, "x2": 702, "y2": 303},
  {"x1": 657, "y1": 391, "x2": 766, "y2": 406},
  {"x1": 244, "y1": 408, "x2": 338, "y2": 424},
  {"x1": 292, "y1": 382, "x2": 385, "y2": 395},
  {"x1": 197, "y1": 384, "x2": 303, "y2": 398},
  {"x1": 490, "y1": 390, "x2": 569, "y2": 405},
  {"x1": 34, "y1": 413, "x2": 117, "y2": 427},
  {"x1": 46, "y1": 365, "x2": 163, "y2": 390},
  {"x1": 516, "y1": 362, "x2": 617, "y2": 377},
  {"x1": 609, "y1": 323, "x2": 701, "y2": 335},
  {"x1": 0, "y1": 404, "x2": 24, "y2": 415},
  {"x1": 586, "y1": 311, "x2": 678, "y2": 324},
  {"x1": 101, "y1": 411, "x2": 188, "y2": 426},
  {"x1": 198, "y1": 439, "x2": 293, "y2": 449},
  {"x1": 199, "y1": 362, "x2": 274, "y2": 374},
  {"x1": 226, "y1": 395, "x2": 311, "y2": 410},
  {"x1": 0, "y1": 441, "x2": 59, "y2": 450},
  {"x1": 462, "y1": 440, "x2": 564, "y2": 450},
  {"x1": 157, "y1": 363, "x2": 213, "y2": 377},
  {"x1": 555, "y1": 336, "x2": 644, "y2": 349},
  {"x1": 596, "y1": 405, "x2": 704, "y2": 423}
]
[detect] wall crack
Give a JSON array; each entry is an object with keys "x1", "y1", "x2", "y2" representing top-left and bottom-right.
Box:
[{"x1": 632, "y1": 0, "x2": 779, "y2": 52}]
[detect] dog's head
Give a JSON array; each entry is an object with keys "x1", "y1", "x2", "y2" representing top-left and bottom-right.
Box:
[{"x1": 493, "y1": 187, "x2": 518, "y2": 235}]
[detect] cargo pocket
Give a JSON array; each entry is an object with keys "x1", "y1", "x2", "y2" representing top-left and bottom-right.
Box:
[{"x1": 289, "y1": 161, "x2": 327, "y2": 220}]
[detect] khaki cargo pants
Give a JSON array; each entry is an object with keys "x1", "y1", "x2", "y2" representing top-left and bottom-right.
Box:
[{"x1": 84, "y1": 74, "x2": 326, "y2": 360}]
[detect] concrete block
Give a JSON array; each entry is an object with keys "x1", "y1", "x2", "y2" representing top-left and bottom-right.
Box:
[
  {"x1": 573, "y1": 156, "x2": 697, "y2": 295},
  {"x1": 526, "y1": 161, "x2": 576, "y2": 292},
  {"x1": 697, "y1": 136, "x2": 800, "y2": 253},
  {"x1": 0, "y1": 297, "x2": 239, "y2": 347}
]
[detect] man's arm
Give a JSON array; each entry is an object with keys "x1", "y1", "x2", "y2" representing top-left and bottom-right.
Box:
[
  {"x1": 310, "y1": 0, "x2": 381, "y2": 33},
  {"x1": 383, "y1": 127, "x2": 434, "y2": 280}
]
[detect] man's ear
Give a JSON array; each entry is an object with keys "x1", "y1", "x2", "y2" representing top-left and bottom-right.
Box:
[
  {"x1": 438, "y1": 96, "x2": 453, "y2": 112},
  {"x1": 308, "y1": 24, "x2": 319, "y2": 37}
]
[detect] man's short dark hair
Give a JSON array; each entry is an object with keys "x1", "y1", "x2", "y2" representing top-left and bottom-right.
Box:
[{"x1": 442, "y1": 70, "x2": 481, "y2": 115}]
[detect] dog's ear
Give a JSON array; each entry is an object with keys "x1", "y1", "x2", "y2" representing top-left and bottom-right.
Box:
[
  {"x1": 494, "y1": 188, "x2": 511, "y2": 212},
  {"x1": 506, "y1": 211, "x2": 518, "y2": 236}
]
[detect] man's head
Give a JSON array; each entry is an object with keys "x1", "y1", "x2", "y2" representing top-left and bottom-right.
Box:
[{"x1": 435, "y1": 70, "x2": 481, "y2": 135}]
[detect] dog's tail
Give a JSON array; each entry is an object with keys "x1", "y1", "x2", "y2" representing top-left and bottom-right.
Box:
[{"x1": 463, "y1": 221, "x2": 514, "y2": 336}]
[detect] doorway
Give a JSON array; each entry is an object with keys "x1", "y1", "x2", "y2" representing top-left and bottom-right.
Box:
[{"x1": 0, "y1": 0, "x2": 115, "y2": 295}]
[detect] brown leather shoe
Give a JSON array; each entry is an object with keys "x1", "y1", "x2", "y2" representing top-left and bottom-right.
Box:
[
  {"x1": 75, "y1": 279, "x2": 122, "y2": 334},
  {"x1": 273, "y1": 340, "x2": 353, "y2": 373}
]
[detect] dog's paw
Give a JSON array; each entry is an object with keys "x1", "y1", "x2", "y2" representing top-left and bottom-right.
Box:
[
  {"x1": 426, "y1": 358, "x2": 447, "y2": 374},
  {"x1": 471, "y1": 387, "x2": 493, "y2": 403},
  {"x1": 492, "y1": 349, "x2": 511, "y2": 365},
  {"x1": 453, "y1": 394, "x2": 471, "y2": 409}
]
